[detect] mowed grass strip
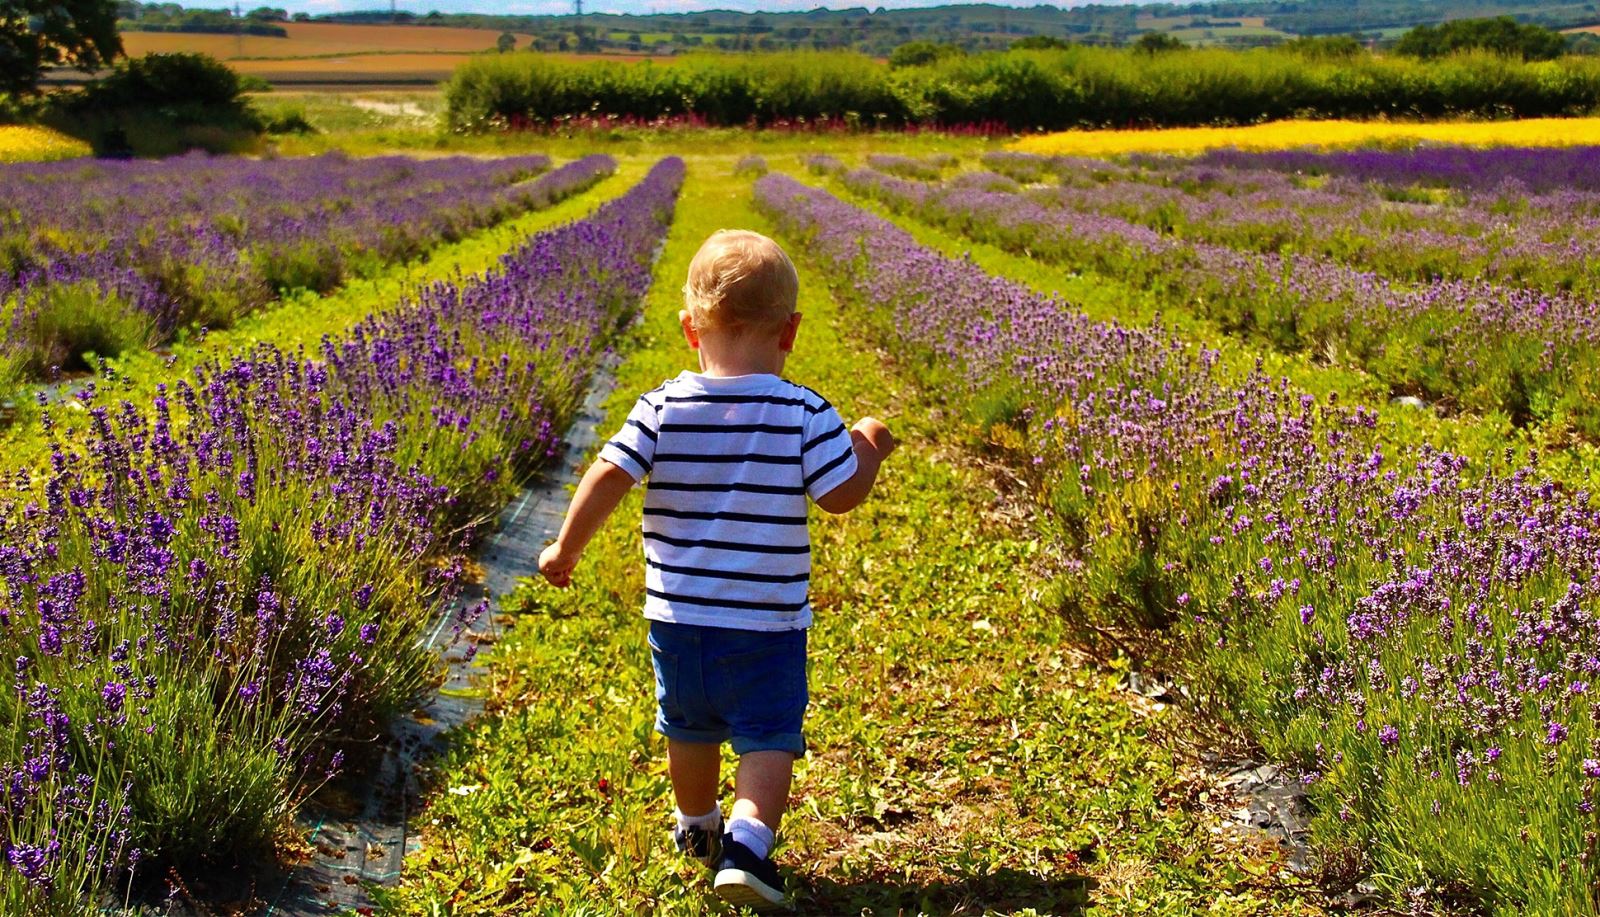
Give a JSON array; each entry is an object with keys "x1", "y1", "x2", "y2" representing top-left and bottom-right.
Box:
[{"x1": 384, "y1": 161, "x2": 1323, "y2": 915}]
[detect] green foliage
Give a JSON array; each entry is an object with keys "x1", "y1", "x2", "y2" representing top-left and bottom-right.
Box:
[
  {"x1": 1281, "y1": 34, "x2": 1366, "y2": 58},
  {"x1": 260, "y1": 106, "x2": 316, "y2": 135},
  {"x1": 1134, "y1": 31, "x2": 1187, "y2": 53},
  {"x1": 887, "y1": 39, "x2": 964, "y2": 68},
  {"x1": 118, "y1": 0, "x2": 290, "y2": 36},
  {"x1": 1011, "y1": 34, "x2": 1072, "y2": 51},
  {"x1": 1396, "y1": 15, "x2": 1569, "y2": 61},
  {"x1": 0, "y1": 281, "x2": 158, "y2": 377},
  {"x1": 48, "y1": 52, "x2": 264, "y2": 156},
  {"x1": 0, "y1": 90, "x2": 43, "y2": 124},
  {"x1": 447, "y1": 46, "x2": 1600, "y2": 132},
  {"x1": 0, "y1": 0, "x2": 122, "y2": 95}
]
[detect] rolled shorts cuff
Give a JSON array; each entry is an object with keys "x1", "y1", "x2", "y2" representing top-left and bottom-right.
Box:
[
  {"x1": 655, "y1": 718, "x2": 731, "y2": 745},
  {"x1": 731, "y1": 732, "x2": 806, "y2": 757},
  {"x1": 654, "y1": 721, "x2": 807, "y2": 757}
]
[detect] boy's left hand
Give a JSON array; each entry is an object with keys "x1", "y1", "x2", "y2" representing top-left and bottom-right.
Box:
[{"x1": 538, "y1": 541, "x2": 579, "y2": 588}]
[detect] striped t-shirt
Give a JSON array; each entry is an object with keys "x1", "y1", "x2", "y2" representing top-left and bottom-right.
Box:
[{"x1": 597, "y1": 371, "x2": 858, "y2": 631}]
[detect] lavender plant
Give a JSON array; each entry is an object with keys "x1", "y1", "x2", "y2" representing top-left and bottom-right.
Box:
[{"x1": 0, "y1": 157, "x2": 682, "y2": 911}]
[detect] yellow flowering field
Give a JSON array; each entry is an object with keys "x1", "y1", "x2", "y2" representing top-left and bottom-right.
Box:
[
  {"x1": 0, "y1": 125, "x2": 90, "y2": 163},
  {"x1": 1012, "y1": 117, "x2": 1600, "y2": 156}
]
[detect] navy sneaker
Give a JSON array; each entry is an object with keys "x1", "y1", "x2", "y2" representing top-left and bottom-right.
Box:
[
  {"x1": 673, "y1": 816, "x2": 723, "y2": 866},
  {"x1": 712, "y1": 836, "x2": 786, "y2": 909}
]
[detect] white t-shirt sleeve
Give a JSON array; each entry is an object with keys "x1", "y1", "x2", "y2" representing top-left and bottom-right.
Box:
[
  {"x1": 597, "y1": 396, "x2": 659, "y2": 483},
  {"x1": 801, "y1": 404, "x2": 858, "y2": 501}
]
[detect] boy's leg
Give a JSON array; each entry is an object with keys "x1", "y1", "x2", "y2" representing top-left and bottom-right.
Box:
[
  {"x1": 667, "y1": 738, "x2": 722, "y2": 816},
  {"x1": 729, "y1": 749, "x2": 794, "y2": 830},
  {"x1": 668, "y1": 738, "x2": 725, "y2": 865},
  {"x1": 714, "y1": 750, "x2": 794, "y2": 907}
]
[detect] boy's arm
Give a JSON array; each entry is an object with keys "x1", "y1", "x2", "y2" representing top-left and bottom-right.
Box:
[
  {"x1": 815, "y1": 417, "x2": 896, "y2": 515},
  {"x1": 538, "y1": 459, "x2": 637, "y2": 588}
]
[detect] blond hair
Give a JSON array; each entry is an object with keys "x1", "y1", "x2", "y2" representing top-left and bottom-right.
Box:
[{"x1": 683, "y1": 230, "x2": 799, "y2": 335}]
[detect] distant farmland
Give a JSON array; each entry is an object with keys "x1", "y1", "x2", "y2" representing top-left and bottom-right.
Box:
[
  {"x1": 120, "y1": 22, "x2": 530, "y2": 59},
  {"x1": 115, "y1": 23, "x2": 528, "y2": 87}
]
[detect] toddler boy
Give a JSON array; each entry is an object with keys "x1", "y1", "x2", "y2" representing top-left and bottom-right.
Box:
[{"x1": 538, "y1": 229, "x2": 895, "y2": 909}]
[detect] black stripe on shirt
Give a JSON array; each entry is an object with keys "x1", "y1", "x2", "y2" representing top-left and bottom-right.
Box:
[
  {"x1": 662, "y1": 394, "x2": 823, "y2": 413},
  {"x1": 653, "y1": 452, "x2": 801, "y2": 466},
  {"x1": 802, "y1": 424, "x2": 847, "y2": 453},
  {"x1": 803, "y1": 448, "x2": 853, "y2": 489},
  {"x1": 644, "y1": 532, "x2": 809, "y2": 554},
  {"x1": 649, "y1": 481, "x2": 806, "y2": 495},
  {"x1": 644, "y1": 507, "x2": 807, "y2": 526},
  {"x1": 648, "y1": 559, "x2": 810, "y2": 584},
  {"x1": 646, "y1": 588, "x2": 808, "y2": 613},
  {"x1": 607, "y1": 440, "x2": 651, "y2": 473},
  {"x1": 658, "y1": 422, "x2": 803, "y2": 435},
  {"x1": 627, "y1": 418, "x2": 658, "y2": 442}
]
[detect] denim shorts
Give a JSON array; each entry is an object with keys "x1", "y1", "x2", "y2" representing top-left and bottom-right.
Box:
[{"x1": 648, "y1": 620, "x2": 808, "y2": 757}]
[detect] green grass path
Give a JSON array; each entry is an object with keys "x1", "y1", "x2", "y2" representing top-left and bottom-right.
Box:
[{"x1": 384, "y1": 161, "x2": 1325, "y2": 915}]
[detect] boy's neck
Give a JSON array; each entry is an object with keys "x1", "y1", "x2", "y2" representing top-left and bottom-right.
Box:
[{"x1": 695, "y1": 342, "x2": 786, "y2": 378}]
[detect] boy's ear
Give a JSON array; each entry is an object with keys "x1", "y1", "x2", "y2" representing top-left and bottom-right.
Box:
[
  {"x1": 679, "y1": 310, "x2": 700, "y2": 350},
  {"x1": 778, "y1": 312, "x2": 802, "y2": 352}
]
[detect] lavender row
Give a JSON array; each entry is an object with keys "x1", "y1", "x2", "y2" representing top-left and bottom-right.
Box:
[
  {"x1": 0, "y1": 158, "x2": 683, "y2": 910},
  {"x1": 984, "y1": 149, "x2": 1600, "y2": 300},
  {"x1": 0, "y1": 153, "x2": 617, "y2": 393},
  {"x1": 755, "y1": 172, "x2": 1600, "y2": 910},
  {"x1": 1192, "y1": 144, "x2": 1600, "y2": 195},
  {"x1": 841, "y1": 165, "x2": 1600, "y2": 437}
]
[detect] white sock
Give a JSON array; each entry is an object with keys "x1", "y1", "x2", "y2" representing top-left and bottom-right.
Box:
[
  {"x1": 675, "y1": 802, "x2": 722, "y2": 832},
  {"x1": 727, "y1": 816, "x2": 775, "y2": 860}
]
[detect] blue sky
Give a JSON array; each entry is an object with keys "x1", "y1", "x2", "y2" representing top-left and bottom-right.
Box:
[{"x1": 272, "y1": 0, "x2": 1097, "y2": 18}]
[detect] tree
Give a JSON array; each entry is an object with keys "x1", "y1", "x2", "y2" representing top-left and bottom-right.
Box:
[
  {"x1": 888, "y1": 39, "x2": 961, "y2": 68},
  {"x1": 1281, "y1": 34, "x2": 1365, "y2": 59},
  {"x1": 1012, "y1": 34, "x2": 1071, "y2": 50},
  {"x1": 1133, "y1": 31, "x2": 1185, "y2": 53},
  {"x1": 496, "y1": 31, "x2": 515, "y2": 52},
  {"x1": 1396, "y1": 16, "x2": 1567, "y2": 61},
  {"x1": 1, "y1": 0, "x2": 123, "y2": 95}
]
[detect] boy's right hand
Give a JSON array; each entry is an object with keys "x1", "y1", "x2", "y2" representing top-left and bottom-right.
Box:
[
  {"x1": 538, "y1": 541, "x2": 579, "y2": 588},
  {"x1": 852, "y1": 417, "x2": 897, "y2": 461}
]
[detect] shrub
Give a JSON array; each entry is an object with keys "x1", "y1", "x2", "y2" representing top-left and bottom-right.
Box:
[
  {"x1": 1396, "y1": 16, "x2": 1568, "y2": 62},
  {"x1": 1134, "y1": 32, "x2": 1186, "y2": 54},
  {"x1": 47, "y1": 52, "x2": 264, "y2": 156},
  {"x1": 888, "y1": 40, "x2": 964, "y2": 68}
]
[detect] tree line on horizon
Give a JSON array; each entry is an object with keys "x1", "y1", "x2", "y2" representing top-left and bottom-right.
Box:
[{"x1": 103, "y1": 0, "x2": 1600, "y2": 57}]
